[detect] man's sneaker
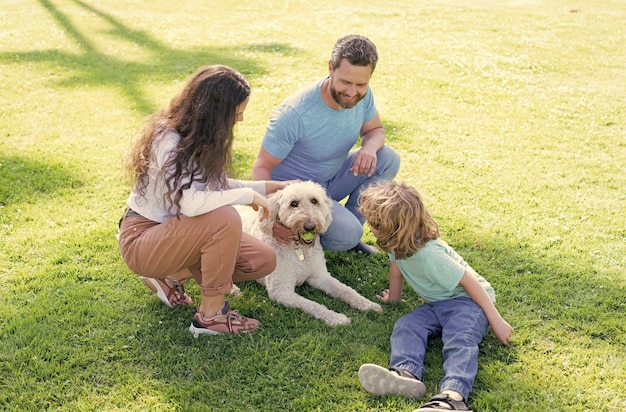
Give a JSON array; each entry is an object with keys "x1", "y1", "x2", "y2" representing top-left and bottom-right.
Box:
[
  {"x1": 351, "y1": 241, "x2": 381, "y2": 255},
  {"x1": 358, "y1": 363, "x2": 426, "y2": 399},
  {"x1": 189, "y1": 301, "x2": 260, "y2": 336},
  {"x1": 412, "y1": 393, "x2": 472, "y2": 411}
]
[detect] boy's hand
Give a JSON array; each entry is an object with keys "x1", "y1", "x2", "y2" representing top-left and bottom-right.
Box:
[
  {"x1": 375, "y1": 289, "x2": 391, "y2": 302},
  {"x1": 491, "y1": 318, "x2": 514, "y2": 346},
  {"x1": 375, "y1": 289, "x2": 404, "y2": 303}
]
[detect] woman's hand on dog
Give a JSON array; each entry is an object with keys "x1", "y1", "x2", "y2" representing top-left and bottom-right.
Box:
[
  {"x1": 272, "y1": 221, "x2": 299, "y2": 244},
  {"x1": 265, "y1": 179, "x2": 301, "y2": 195},
  {"x1": 250, "y1": 192, "x2": 270, "y2": 221}
]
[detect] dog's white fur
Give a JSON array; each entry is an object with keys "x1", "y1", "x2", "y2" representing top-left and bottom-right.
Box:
[{"x1": 235, "y1": 181, "x2": 382, "y2": 326}]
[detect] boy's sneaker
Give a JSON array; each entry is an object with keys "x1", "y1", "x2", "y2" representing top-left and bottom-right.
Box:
[
  {"x1": 358, "y1": 363, "x2": 426, "y2": 399},
  {"x1": 412, "y1": 393, "x2": 472, "y2": 411},
  {"x1": 188, "y1": 301, "x2": 260, "y2": 336}
]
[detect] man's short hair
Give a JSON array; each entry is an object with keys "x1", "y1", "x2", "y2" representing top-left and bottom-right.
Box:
[{"x1": 330, "y1": 34, "x2": 378, "y2": 72}]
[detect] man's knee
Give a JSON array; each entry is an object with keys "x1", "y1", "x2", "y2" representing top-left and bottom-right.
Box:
[
  {"x1": 320, "y1": 219, "x2": 363, "y2": 251},
  {"x1": 377, "y1": 145, "x2": 401, "y2": 178}
]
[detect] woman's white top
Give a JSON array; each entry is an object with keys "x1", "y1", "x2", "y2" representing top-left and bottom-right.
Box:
[{"x1": 126, "y1": 130, "x2": 266, "y2": 223}]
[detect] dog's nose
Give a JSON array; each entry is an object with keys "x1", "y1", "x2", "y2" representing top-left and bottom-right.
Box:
[{"x1": 303, "y1": 221, "x2": 316, "y2": 232}]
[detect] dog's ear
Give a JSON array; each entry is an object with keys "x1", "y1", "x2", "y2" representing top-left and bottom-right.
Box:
[{"x1": 320, "y1": 190, "x2": 333, "y2": 230}]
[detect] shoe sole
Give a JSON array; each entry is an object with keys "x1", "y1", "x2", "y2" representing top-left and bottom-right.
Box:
[
  {"x1": 189, "y1": 323, "x2": 221, "y2": 336},
  {"x1": 358, "y1": 364, "x2": 426, "y2": 399},
  {"x1": 141, "y1": 277, "x2": 174, "y2": 308},
  {"x1": 411, "y1": 407, "x2": 473, "y2": 412},
  {"x1": 188, "y1": 322, "x2": 259, "y2": 336}
]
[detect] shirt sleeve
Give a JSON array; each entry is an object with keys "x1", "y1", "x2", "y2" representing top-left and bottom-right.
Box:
[
  {"x1": 228, "y1": 178, "x2": 266, "y2": 195},
  {"x1": 178, "y1": 184, "x2": 255, "y2": 217},
  {"x1": 177, "y1": 177, "x2": 269, "y2": 217},
  {"x1": 421, "y1": 247, "x2": 466, "y2": 292},
  {"x1": 147, "y1": 131, "x2": 262, "y2": 218},
  {"x1": 262, "y1": 104, "x2": 303, "y2": 160},
  {"x1": 363, "y1": 86, "x2": 377, "y2": 123}
]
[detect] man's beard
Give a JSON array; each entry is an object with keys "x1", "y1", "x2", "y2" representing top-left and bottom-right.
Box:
[{"x1": 330, "y1": 84, "x2": 364, "y2": 109}]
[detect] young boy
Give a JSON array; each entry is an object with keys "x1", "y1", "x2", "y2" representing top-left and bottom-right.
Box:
[{"x1": 357, "y1": 181, "x2": 513, "y2": 412}]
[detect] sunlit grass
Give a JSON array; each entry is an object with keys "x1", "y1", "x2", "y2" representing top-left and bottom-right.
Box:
[{"x1": 1, "y1": 0, "x2": 625, "y2": 410}]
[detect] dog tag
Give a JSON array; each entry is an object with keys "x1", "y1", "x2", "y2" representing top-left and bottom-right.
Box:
[{"x1": 295, "y1": 247, "x2": 305, "y2": 261}]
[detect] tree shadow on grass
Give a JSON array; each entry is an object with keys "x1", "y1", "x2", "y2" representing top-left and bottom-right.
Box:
[
  {"x1": 0, "y1": 155, "x2": 83, "y2": 207},
  {"x1": 2, "y1": 0, "x2": 299, "y2": 185},
  {"x1": 1, "y1": 0, "x2": 302, "y2": 116}
]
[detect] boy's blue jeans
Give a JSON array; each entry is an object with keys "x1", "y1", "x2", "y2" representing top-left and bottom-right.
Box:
[
  {"x1": 390, "y1": 297, "x2": 489, "y2": 401},
  {"x1": 320, "y1": 145, "x2": 401, "y2": 251}
]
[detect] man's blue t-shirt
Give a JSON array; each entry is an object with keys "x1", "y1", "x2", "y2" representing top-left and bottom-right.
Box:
[
  {"x1": 389, "y1": 238, "x2": 496, "y2": 303},
  {"x1": 261, "y1": 77, "x2": 377, "y2": 183}
]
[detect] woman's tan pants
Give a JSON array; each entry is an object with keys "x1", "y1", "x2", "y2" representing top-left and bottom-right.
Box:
[{"x1": 118, "y1": 206, "x2": 276, "y2": 297}]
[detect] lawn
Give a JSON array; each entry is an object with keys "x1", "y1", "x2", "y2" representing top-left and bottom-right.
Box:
[{"x1": 1, "y1": 0, "x2": 625, "y2": 411}]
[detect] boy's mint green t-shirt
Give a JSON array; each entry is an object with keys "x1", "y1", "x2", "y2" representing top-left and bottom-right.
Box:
[{"x1": 389, "y1": 238, "x2": 496, "y2": 303}]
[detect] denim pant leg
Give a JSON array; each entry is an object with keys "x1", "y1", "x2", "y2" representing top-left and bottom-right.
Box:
[
  {"x1": 342, "y1": 145, "x2": 401, "y2": 220},
  {"x1": 437, "y1": 297, "x2": 489, "y2": 400},
  {"x1": 389, "y1": 304, "x2": 442, "y2": 380},
  {"x1": 325, "y1": 145, "x2": 401, "y2": 222},
  {"x1": 321, "y1": 145, "x2": 401, "y2": 251},
  {"x1": 319, "y1": 200, "x2": 364, "y2": 251}
]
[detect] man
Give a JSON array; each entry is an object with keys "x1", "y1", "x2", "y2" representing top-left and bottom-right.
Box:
[{"x1": 252, "y1": 34, "x2": 400, "y2": 255}]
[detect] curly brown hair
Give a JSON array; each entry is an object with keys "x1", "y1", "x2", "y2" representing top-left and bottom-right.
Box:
[
  {"x1": 358, "y1": 181, "x2": 439, "y2": 259},
  {"x1": 124, "y1": 65, "x2": 250, "y2": 216}
]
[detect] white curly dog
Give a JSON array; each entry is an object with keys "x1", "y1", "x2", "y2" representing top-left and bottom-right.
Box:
[{"x1": 235, "y1": 181, "x2": 382, "y2": 326}]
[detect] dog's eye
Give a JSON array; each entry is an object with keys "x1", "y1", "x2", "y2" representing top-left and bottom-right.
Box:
[
  {"x1": 290, "y1": 201, "x2": 299, "y2": 207},
  {"x1": 310, "y1": 198, "x2": 318, "y2": 205}
]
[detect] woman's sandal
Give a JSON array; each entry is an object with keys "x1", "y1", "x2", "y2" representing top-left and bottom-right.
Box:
[{"x1": 141, "y1": 276, "x2": 193, "y2": 308}]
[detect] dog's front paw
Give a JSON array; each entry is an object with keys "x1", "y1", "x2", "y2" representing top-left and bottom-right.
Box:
[
  {"x1": 369, "y1": 302, "x2": 383, "y2": 313},
  {"x1": 353, "y1": 299, "x2": 383, "y2": 313},
  {"x1": 326, "y1": 313, "x2": 351, "y2": 326},
  {"x1": 229, "y1": 284, "x2": 242, "y2": 297}
]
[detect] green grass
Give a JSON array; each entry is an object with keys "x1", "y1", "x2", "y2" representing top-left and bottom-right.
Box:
[{"x1": 1, "y1": 0, "x2": 625, "y2": 410}]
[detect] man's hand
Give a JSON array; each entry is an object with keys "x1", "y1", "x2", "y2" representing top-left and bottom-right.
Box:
[{"x1": 350, "y1": 147, "x2": 377, "y2": 176}]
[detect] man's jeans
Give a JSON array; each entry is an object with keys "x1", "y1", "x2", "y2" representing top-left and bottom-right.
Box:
[{"x1": 390, "y1": 297, "x2": 489, "y2": 400}]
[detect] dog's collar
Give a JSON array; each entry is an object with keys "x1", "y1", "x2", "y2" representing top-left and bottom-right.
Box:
[{"x1": 275, "y1": 218, "x2": 315, "y2": 260}]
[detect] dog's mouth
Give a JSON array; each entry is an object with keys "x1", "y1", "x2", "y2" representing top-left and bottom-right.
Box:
[{"x1": 298, "y1": 231, "x2": 317, "y2": 245}]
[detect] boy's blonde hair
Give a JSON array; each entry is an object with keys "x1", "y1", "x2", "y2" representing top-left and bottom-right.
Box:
[{"x1": 359, "y1": 181, "x2": 439, "y2": 259}]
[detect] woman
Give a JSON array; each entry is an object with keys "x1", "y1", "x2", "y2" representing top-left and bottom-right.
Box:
[{"x1": 118, "y1": 65, "x2": 290, "y2": 335}]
